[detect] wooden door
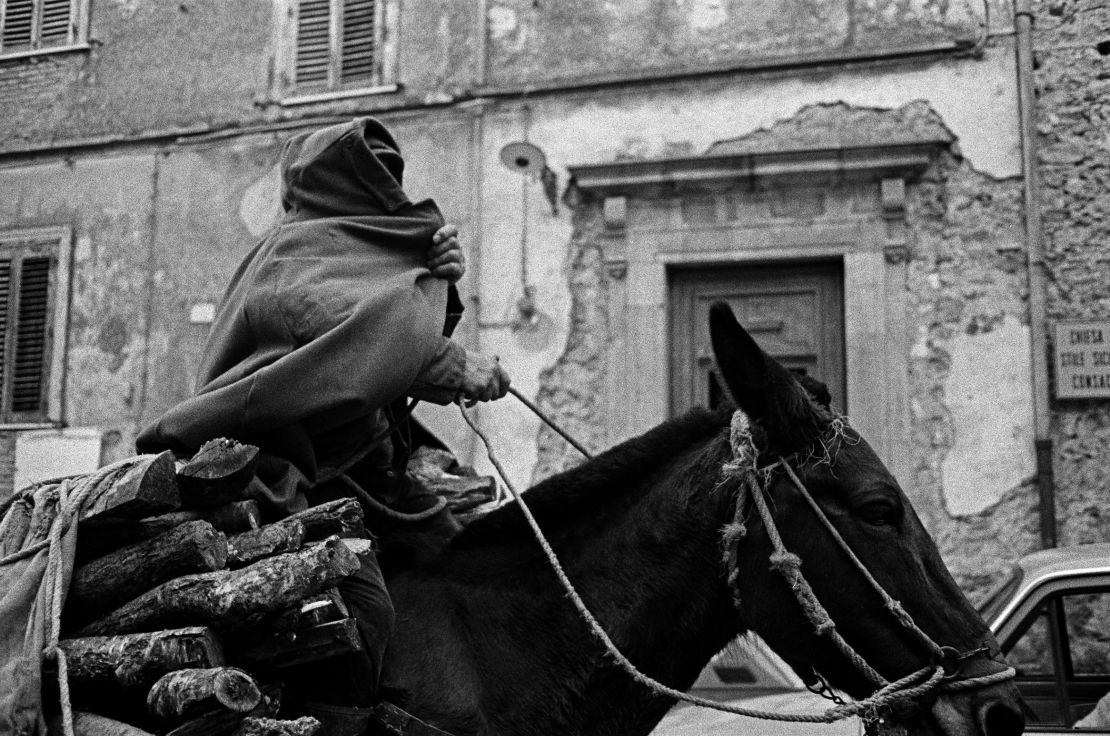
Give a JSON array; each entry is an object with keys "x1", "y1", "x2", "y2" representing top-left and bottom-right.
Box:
[{"x1": 669, "y1": 262, "x2": 845, "y2": 415}]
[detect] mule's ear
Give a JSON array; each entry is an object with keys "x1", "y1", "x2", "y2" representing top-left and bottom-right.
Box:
[{"x1": 709, "y1": 301, "x2": 823, "y2": 453}]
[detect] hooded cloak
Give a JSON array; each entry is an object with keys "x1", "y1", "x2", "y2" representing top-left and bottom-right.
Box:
[{"x1": 137, "y1": 117, "x2": 464, "y2": 510}]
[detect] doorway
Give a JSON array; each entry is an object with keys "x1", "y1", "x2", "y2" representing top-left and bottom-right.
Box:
[{"x1": 669, "y1": 261, "x2": 846, "y2": 415}]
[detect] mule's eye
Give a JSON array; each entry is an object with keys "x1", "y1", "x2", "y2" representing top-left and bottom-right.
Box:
[{"x1": 857, "y1": 499, "x2": 901, "y2": 526}]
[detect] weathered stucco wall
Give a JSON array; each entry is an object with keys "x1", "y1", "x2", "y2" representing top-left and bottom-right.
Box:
[
  {"x1": 498, "y1": 89, "x2": 1042, "y2": 595},
  {"x1": 0, "y1": 0, "x2": 483, "y2": 150},
  {"x1": 487, "y1": 0, "x2": 1002, "y2": 86},
  {"x1": 1034, "y1": 0, "x2": 1110, "y2": 548},
  {"x1": 904, "y1": 150, "x2": 1040, "y2": 593},
  {"x1": 466, "y1": 45, "x2": 1023, "y2": 497}
]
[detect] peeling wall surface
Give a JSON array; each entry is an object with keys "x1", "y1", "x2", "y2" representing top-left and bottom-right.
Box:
[
  {"x1": 1034, "y1": 0, "x2": 1110, "y2": 548},
  {"x1": 940, "y1": 316, "x2": 1035, "y2": 517},
  {"x1": 1, "y1": 0, "x2": 1108, "y2": 598}
]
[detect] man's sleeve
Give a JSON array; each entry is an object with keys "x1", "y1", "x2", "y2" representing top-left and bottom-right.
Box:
[{"x1": 407, "y1": 336, "x2": 466, "y2": 405}]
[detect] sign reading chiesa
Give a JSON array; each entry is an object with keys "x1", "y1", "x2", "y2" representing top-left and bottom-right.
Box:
[{"x1": 1055, "y1": 321, "x2": 1110, "y2": 399}]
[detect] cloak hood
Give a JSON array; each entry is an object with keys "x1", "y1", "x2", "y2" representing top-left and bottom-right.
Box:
[{"x1": 137, "y1": 117, "x2": 458, "y2": 500}]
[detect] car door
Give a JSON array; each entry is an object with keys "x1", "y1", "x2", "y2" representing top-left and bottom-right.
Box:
[{"x1": 996, "y1": 575, "x2": 1110, "y2": 732}]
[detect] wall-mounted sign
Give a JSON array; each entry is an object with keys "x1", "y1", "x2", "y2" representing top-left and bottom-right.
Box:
[{"x1": 1054, "y1": 321, "x2": 1110, "y2": 399}]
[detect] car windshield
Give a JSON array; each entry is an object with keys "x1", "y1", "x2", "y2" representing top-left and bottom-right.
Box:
[{"x1": 977, "y1": 565, "x2": 1023, "y2": 626}]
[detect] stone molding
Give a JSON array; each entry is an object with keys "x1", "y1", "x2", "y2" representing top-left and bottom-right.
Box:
[{"x1": 565, "y1": 139, "x2": 937, "y2": 484}]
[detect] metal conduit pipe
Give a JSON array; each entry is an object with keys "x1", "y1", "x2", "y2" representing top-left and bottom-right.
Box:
[{"x1": 1014, "y1": 0, "x2": 1056, "y2": 548}]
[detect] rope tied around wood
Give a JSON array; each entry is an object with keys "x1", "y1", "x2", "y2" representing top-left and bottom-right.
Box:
[{"x1": 25, "y1": 458, "x2": 148, "y2": 736}]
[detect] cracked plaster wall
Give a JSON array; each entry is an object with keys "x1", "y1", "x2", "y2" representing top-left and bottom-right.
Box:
[
  {"x1": 1034, "y1": 0, "x2": 1110, "y2": 548},
  {"x1": 532, "y1": 99, "x2": 1044, "y2": 597}
]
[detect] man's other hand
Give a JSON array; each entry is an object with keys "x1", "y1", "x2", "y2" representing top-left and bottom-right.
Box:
[
  {"x1": 460, "y1": 353, "x2": 510, "y2": 406},
  {"x1": 428, "y1": 224, "x2": 465, "y2": 283}
]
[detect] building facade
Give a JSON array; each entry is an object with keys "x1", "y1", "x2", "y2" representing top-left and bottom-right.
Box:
[{"x1": 0, "y1": 0, "x2": 1107, "y2": 595}]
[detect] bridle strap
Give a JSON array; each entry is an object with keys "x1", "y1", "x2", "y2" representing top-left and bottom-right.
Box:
[
  {"x1": 777, "y1": 459, "x2": 944, "y2": 660},
  {"x1": 725, "y1": 408, "x2": 1015, "y2": 705}
]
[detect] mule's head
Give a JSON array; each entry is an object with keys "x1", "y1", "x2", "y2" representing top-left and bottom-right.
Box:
[{"x1": 709, "y1": 302, "x2": 1024, "y2": 736}]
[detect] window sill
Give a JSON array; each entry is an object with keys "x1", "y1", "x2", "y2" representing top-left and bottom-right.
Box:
[
  {"x1": 278, "y1": 83, "x2": 400, "y2": 107},
  {"x1": 0, "y1": 421, "x2": 64, "y2": 431},
  {"x1": 0, "y1": 43, "x2": 91, "y2": 63}
]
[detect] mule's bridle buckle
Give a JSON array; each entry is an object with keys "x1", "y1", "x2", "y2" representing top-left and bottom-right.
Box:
[{"x1": 934, "y1": 644, "x2": 992, "y2": 679}]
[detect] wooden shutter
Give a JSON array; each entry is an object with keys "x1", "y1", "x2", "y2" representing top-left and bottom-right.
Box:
[
  {"x1": 0, "y1": 238, "x2": 57, "y2": 423},
  {"x1": 0, "y1": 260, "x2": 11, "y2": 397},
  {"x1": 294, "y1": 0, "x2": 331, "y2": 87},
  {"x1": 10, "y1": 256, "x2": 51, "y2": 414},
  {"x1": 1, "y1": 0, "x2": 35, "y2": 52},
  {"x1": 339, "y1": 0, "x2": 375, "y2": 85},
  {"x1": 38, "y1": 0, "x2": 72, "y2": 47}
]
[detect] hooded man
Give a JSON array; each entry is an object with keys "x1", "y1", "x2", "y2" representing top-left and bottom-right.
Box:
[{"x1": 136, "y1": 116, "x2": 510, "y2": 728}]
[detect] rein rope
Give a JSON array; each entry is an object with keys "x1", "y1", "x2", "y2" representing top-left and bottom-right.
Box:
[{"x1": 459, "y1": 400, "x2": 1015, "y2": 725}]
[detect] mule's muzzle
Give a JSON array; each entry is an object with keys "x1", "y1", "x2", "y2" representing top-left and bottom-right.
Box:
[
  {"x1": 977, "y1": 696, "x2": 1025, "y2": 736},
  {"x1": 929, "y1": 682, "x2": 1025, "y2": 736}
]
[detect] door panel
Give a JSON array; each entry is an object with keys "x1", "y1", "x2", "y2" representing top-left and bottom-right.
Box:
[{"x1": 669, "y1": 262, "x2": 846, "y2": 415}]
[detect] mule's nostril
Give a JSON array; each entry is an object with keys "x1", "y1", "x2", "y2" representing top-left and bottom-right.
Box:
[{"x1": 979, "y1": 700, "x2": 1025, "y2": 736}]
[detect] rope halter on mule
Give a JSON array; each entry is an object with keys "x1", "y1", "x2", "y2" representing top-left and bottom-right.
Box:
[
  {"x1": 460, "y1": 400, "x2": 1015, "y2": 727},
  {"x1": 719, "y1": 409, "x2": 1017, "y2": 724}
]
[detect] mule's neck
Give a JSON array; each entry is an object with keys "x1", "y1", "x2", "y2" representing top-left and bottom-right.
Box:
[{"x1": 390, "y1": 435, "x2": 743, "y2": 736}]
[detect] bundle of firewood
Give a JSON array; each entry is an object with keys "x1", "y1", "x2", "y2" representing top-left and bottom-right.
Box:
[{"x1": 5, "y1": 438, "x2": 497, "y2": 736}]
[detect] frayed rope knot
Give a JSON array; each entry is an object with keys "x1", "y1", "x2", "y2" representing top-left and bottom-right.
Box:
[
  {"x1": 721, "y1": 521, "x2": 747, "y2": 545},
  {"x1": 726, "y1": 410, "x2": 758, "y2": 474},
  {"x1": 769, "y1": 550, "x2": 802, "y2": 575}
]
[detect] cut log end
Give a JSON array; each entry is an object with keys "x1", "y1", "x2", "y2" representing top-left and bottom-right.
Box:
[
  {"x1": 213, "y1": 668, "x2": 262, "y2": 710},
  {"x1": 232, "y1": 716, "x2": 320, "y2": 736},
  {"x1": 147, "y1": 667, "x2": 261, "y2": 723},
  {"x1": 178, "y1": 439, "x2": 261, "y2": 508}
]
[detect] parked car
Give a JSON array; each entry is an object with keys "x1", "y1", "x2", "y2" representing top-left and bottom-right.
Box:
[{"x1": 653, "y1": 542, "x2": 1110, "y2": 735}]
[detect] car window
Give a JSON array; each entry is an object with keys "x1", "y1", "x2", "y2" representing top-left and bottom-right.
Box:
[
  {"x1": 1009, "y1": 611, "x2": 1053, "y2": 676},
  {"x1": 1063, "y1": 592, "x2": 1110, "y2": 677},
  {"x1": 1003, "y1": 587, "x2": 1110, "y2": 730}
]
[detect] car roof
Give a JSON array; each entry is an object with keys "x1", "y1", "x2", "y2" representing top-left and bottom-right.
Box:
[
  {"x1": 985, "y1": 543, "x2": 1110, "y2": 632},
  {"x1": 1016, "y1": 542, "x2": 1110, "y2": 579}
]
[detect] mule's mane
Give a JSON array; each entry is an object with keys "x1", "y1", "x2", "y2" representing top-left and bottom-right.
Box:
[{"x1": 451, "y1": 406, "x2": 729, "y2": 548}]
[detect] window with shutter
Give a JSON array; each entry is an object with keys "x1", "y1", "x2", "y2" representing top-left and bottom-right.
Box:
[
  {"x1": 284, "y1": 0, "x2": 394, "y2": 99},
  {"x1": 0, "y1": 0, "x2": 86, "y2": 57},
  {"x1": 0, "y1": 234, "x2": 63, "y2": 425}
]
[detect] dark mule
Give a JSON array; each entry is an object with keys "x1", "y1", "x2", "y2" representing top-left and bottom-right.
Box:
[{"x1": 379, "y1": 303, "x2": 1024, "y2": 736}]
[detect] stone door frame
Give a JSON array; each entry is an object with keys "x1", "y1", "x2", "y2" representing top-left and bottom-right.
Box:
[{"x1": 568, "y1": 142, "x2": 947, "y2": 485}]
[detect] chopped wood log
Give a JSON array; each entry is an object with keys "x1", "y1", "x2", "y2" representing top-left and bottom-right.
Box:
[
  {"x1": 77, "y1": 501, "x2": 262, "y2": 563},
  {"x1": 78, "y1": 537, "x2": 361, "y2": 636},
  {"x1": 58, "y1": 627, "x2": 224, "y2": 692},
  {"x1": 147, "y1": 501, "x2": 263, "y2": 533},
  {"x1": 233, "y1": 618, "x2": 362, "y2": 671},
  {"x1": 68, "y1": 521, "x2": 229, "y2": 623},
  {"x1": 226, "y1": 589, "x2": 347, "y2": 655},
  {"x1": 319, "y1": 536, "x2": 374, "y2": 558},
  {"x1": 178, "y1": 439, "x2": 260, "y2": 508},
  {"x1": 164, "y1": 685, "x2": 281, "y2": 736},
  {"x1": 227, "y1": 520, "x2": 304, "y2": 567},
  {"x1": 47, "y1": 712, "x2": 156, "y2": 736},
  {"x1": 147, "y1": 667, "x2": 261, "y2": 723},
  {"x1": 232, "y1": 717, "x2": 320, "y2": 736},
  {"x1": 298, "y1": 589, "x2": 348, "y2": 628},
  {"x1": 80, "y1": 451, "x2": 180, "y2": 523},
  {"x1": 284, "y1": 498, "x2": 364, "y2": 541}
]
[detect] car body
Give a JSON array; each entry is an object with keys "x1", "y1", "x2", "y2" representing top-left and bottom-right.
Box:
[{"x1": 653, "y1": 543, "x2": 1110, "y2": 735}]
